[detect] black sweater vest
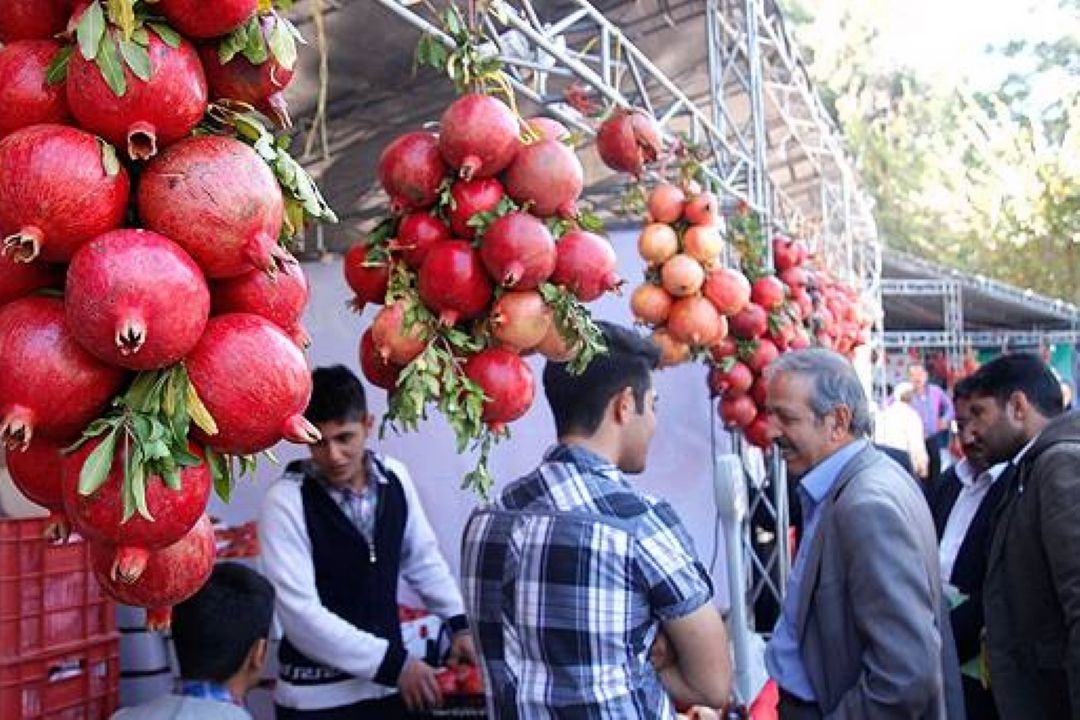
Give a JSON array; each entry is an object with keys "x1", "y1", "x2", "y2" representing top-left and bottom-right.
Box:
[{"x1": 278, "y1": 457, "x2": 409, "y2": 687}]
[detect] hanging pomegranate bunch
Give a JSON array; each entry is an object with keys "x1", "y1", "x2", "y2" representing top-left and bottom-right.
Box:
[
  {"x1": 346, "y1": 90, "x2": 613, "y2": 492},
  {"x1": 0, "y1": 0, "x2": 335, "y2": 629}
]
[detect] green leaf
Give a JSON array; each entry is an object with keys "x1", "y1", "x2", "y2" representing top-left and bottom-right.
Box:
[
  {"x1": 218, "y1": 24, "x2": 248, "y2": 64},
  {"x1": 267, "y1": 18, "x2": 297, "y2": 70},
  {"x1": 147, "y1": 21, "x2": 181, "y2": 48},
  {"x1": 98, "y1": 139, "x2": 121, "y2": 177},
  {"x1": 131, "y1": 27, "x2": 149, "y2": 45},
  {"x1": 186, "y1": 380, "x2": 218, "y2": 436},
  {"x1": 241, "y1": 18, "x2": 269, "y2": 65},
  {"x1": 45, "y1": 46, "x2": 73, "y2": 86},
  {"x1": 106, "y1": 0, "x2": 137, "y2": 39},
  {"x1": 77, "y1": 2, "x2": 106, "y2": 61},
  {"x1": 128, "y1": 458, "x2": 153, "y2": 521},
  {"x1": 79, "y1": 427, "x2": 119, "y2": 496},
  {"x1": 118, "y1": 38, "x2": 152, "y2": 81},
  {"x1": 95, "y1": 32, "x2": 128, "y2": 97},
  {"x1": 160, "y1": 464, "x2": 182, "y2": 491},
  {"x1": 207, "y1": 449, "x2": 233, "y2": 502}
]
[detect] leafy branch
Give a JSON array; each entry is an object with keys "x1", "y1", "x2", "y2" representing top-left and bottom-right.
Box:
[
  {"x1": 538, "y1": 282, "x2": 607, "y2": 374},
  {"x1": 218, "y1": 11, "x2": 304, "y2": 71}
]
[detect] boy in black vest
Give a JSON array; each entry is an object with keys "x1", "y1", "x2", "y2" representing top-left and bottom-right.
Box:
[{"x1": 260, "y1": 365, "x2": 474, "y2": 719}]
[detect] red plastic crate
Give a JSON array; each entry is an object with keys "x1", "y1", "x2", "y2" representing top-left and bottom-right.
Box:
[
  {"x1": 0, "y1": 519, "x2": 116, "y2": 661},
  {"x1": 0, "y1": 635, "x2": 119, "y2": 720}
]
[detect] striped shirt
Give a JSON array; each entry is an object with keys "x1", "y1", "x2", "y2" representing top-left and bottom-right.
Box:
[{"x1": 461, "y1": 444, "x2": 714, "y2": 719}]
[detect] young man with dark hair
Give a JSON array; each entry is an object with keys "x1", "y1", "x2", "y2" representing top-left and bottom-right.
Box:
[
  {"x1": 962, "y1": 353, "x2": 1080, "y2": 719},
  {"x1": 260, "y1": 365, "x2": 474, "y2": 719},
  {"x1": 925, "y1": 377, "x2": 1008, "y2": 719},
  {"x1": 461, "y1": 322, "x2": 732, "y2": 718},
  {"x1": 112, "y1": 562, "x2": 276, "y2": 719}
]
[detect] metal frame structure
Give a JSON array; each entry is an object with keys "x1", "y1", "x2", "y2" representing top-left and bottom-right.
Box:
[
  {"x1": 882, "y1": 278, "x2": 965, "y2": 371},
  {"x1": 373, "y1": 0, "x2": 881, "y2": 703}
]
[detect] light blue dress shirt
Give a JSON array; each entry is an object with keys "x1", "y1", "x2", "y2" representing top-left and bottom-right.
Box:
[{"x1": 765, "y1": 439, "x2": 867, "y2": 701}]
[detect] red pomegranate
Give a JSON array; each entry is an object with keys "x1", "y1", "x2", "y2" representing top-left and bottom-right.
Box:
[
  {"x1": 535, "y1": 323, "x2": 575, "y2": 362},
  {"x1": 138, "y1": 135, "x2": 286, "y2": 279},
  {"x1": 780, "y1": 266, "x2": 808, "y2": 291},
  {"x1": 391, "y1": 213, "x2": 451, "y2": 270},
  {"x1": 377, "y1": 132, "x2": 447, "y2": 213},
  {"x1": 524, "y1": 117, "x2": 570, "y2": 143},
  {"x1": 667, "y1": 296, "x2": 727, "y2": 347},
  {"x1": 0, "y1": 253, "x2": 59, "y2": 307},
  {"x1": 550, "y1": 230, "x2": 620, "y2": 302},
  {"x1": 480, "y1": 212, "x2": 556, "y2": 290},
  {"x1": 186, "y1": 314, "x2": 319, "y2": 455},
  {"x1": 730, "y1": 303, "x2": 768, "y2": 340},
  {"x1": 198, "y1": 44, "x2": 294, "y2": 128},
  {"x1": 464, "y1": 348, "x2": 535, "y2": 431},
  {"x1": 684, "y1": 192, "x2": 719, "y2": 226},
  {"x1": 0, "y1": 124, "x2": 129, "y2": 263},
  {"x1": 708, "y1": 361, "x2": 753, "y2": 397},
  {"x1": 744, "y1": 416, "x2": 773, "y2": 449},
  {"x1": 342, "y1": 246, "x2": 389, "y2": 309},
  {"x1": 6, "y1": 437, "x2": 65, "y2": 511},
  {"x1": 371, "y1": 300, "x2": 427, "y2": 365},
  {"x1": 63, "y1": 440, "x2": 211, "y2": 582},
  {"x1": 438, "y1": 94, "x2": 519, "y2": 180},
  {"x1": 213, "y1": 259, "x2": 309, "y2": 348},
  {"x1": 504, "y1": 139, "x2": 583, "y2": 218},
  {"x1": 90, "y1": 514, "x2": 216, "y2": 630},
  {"x1": 447, "y1": 178, "x2": 505, "y2": 239},
  {"x1": 772, "y1": 235, "x2": 801, "y2": 272},
  {"x1": 0, "y1": 40, "x2": 71, "y2": 138},
  {"x1": 359, "y1": 329, "x2": 401, "y2": 391},
  {"x1": 67, "y1": 31, "x2": 207, "y2": 160},
  {"x1": 157, "y1": 0, "x2": 256, "y2": 38},
  {"x1": 751, "y1": 376, "x2": 768, "y2": 407},
  {"x1": 596, "y1": 108, "x2": 662, "y2": 178},
  {"x1": 647, "y1": 183, "x2": 685, "y2": 224},
  {"x1": 418, "y1": 240, "x2": 493, "y2": 326},
  {"x1": 66, "y1": 229, "x2": 211, "y2": 370},
  {"x1": 709, "y1": 335, "x2": 737, "y2": 363},
  {"x1": 0, "y1": 297, "x2": 127, "y2": 450},
  {"x1": 703, "y1": 268, "x2": 751, "y2": 316},
  {"x1": 0, "y1": 0, "x2": 70, "y2": 42},
  {"x1": 630, "y1": 283, "x2": 673, "y2": 326},
  {"x1": 490, "y1": 291, "x2": 552, "y2": 353},
  {"x1": 719, "y1": 394, "x2": 758, "y2": 429},
  {"x1": 750, "y1": 275, "x2": 786, "y2": 311},
  {"x1": 744, "y1": 338, "x2": 780, "y2": 374}
]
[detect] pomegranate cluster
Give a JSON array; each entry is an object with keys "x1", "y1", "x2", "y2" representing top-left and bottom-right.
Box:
[
  {"x1": 344, "y1": 94, "x2": 620, "y2": 490},
  {"x1": 0, "y1": 0, "x2": 332, "y2": 628}
]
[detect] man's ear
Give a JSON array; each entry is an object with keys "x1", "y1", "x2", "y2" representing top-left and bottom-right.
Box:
[
  {"x1": 611, "y1": 387, "x2": 634, "y2": 425},
  {"x1": 249, "y1": 638, "x2": 269, "y2": 674},
  {"x1": 1007, "y1": 391, "x2": 1029, "y2": 423},
  {"x1": 830, "y1": 405, "x2": 853, "y2": 439}
]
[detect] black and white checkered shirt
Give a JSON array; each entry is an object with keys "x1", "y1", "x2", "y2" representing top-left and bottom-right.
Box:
[{"x1": 461, "y1": 444, "x2": 714, "y2": 719}]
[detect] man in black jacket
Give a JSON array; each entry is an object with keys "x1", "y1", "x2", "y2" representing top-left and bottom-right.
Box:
[
  {"x1": 925, "y1": 377, "x2": 1008, "y2": 719},
  {"x1": 963, "y1": 354, "x2": 1078, "y2": 719}
]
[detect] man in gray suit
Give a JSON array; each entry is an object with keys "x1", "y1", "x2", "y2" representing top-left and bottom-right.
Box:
[{"x1": 763, "y1": 349, "x2": 963, "y2": 719}]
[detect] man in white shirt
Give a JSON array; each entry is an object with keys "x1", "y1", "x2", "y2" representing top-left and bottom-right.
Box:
[
  {"x1": 260, "y1": 365, "x2": 475, "y2": 719},
  {"x1": 875, "y1": 382, "x2": 930, "y2": 480},
  {"x1": 926, "y1": 377, "x2": 1008, "y2": 718}
]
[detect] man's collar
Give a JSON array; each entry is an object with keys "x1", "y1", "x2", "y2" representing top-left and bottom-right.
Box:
[
  {"x1": 799, "y1": 439, "x2": 867, "y2": 504},
  {"x1": 1011, "y1": 436, "x2": 1038, "y2": 465},
  {"x1": 955, "y1": 458, "x2": 1007, "y2": 488}
]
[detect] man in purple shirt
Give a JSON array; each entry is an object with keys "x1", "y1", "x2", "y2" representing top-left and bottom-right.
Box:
[{"x1": 908, "y1": 362, "x2": 955, "y2": 483}]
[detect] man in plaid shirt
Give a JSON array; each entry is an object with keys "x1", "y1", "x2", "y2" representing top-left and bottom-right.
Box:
[{"x1": 461, "y1": 322, "x2": 732, "y2": 718}]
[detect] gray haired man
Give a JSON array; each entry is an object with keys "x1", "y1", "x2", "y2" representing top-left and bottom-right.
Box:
[{"x1": 763, "y1": 349, "x2": 963, "y2": 719}]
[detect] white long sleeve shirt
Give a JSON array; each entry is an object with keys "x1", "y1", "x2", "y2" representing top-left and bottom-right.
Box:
[
  {"x1": 939, "y1": 459, "x2": 1006, "y2": 583},
  {"x1": 258, "y1": 454, "x2": 465, "y2": 711}
]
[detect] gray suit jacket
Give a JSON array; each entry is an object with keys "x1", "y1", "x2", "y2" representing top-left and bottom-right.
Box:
[{"x1": 792, "y1": 443, "x2": 964, "y2": 719}]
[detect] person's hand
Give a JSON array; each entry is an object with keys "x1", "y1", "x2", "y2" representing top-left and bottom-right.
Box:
[
  {"x1": 446, "y1": 630, "x2": 477, "y2": 667},
  {"x1": 650, "y1": 630, "x2": 676, "y2": 671},
  {"x1": 398, "y1": 659, "x2": 443, "y2": 711}
]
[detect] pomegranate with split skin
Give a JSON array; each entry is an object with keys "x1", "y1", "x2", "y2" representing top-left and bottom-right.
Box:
[
  {"x1": 63, "y1": 441, "x2": 211, "y2": 583},
  {"x1": 342, "y1": 246, "x2": 390, "y2": 310},
  {"x1": 0, "y1": 124, "x2": 129, "y2": 264},
  {"x1": 65, "y1": 229, "x2": 210, "y2": 370},
  {"x1": 0, "y1": 40, "x2": 72, "y2": 138},
  {"x1": 596, "y1": 108, "x2": 662, "y2": 178},
  {"x1": 377, "y1": 132, "x2": 447, "y2": 213},
  {"x1": 418, "y1": 240, "x2": 493, "y2": 326},
  {"x1": 504, "y1": 139, "x2": 583, "y2": 218},
  {"x1": 464, "y1": 348, "x2": 535, "y2": 431},
  {"x1": 90, "y1": 514, "x2": 216, "y2": 630},
  {"x1": 438, "y1": 94, "x2": 519, "y2": 180},
  {"x1": 550, "y1": 230, "x2": 621, "y2": 302},
  {"x1": 186, "y1": 313, "x2": 319, "y2": 455},
  {"x1": 198, "y1": 43, "x2": 294, "y2": 128},
  {"x1": 138, "y1": 135, "x2": 288, "y2": 279},
  {"x1": 0, "y1": 297, "x2": 127, "y2": 451},
  {"x1": 479, "y1": 212, "x2": 556, "y2": 290},
  {"x1": 212, "y1": 258, "x2": 310, "y2": 348},
  {"x1": 67, "y1": 31, "x2": 207, "y2": 161}
]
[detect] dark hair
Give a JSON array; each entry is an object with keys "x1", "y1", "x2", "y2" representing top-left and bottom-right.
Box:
[
  {"x1": 965, "y1": 353, "x2": 1064, "y2": 418},
  {"x1": 542, "y1": 322, "x2": 661, "y2": 436},
  {"x1": 306, "y1": 365, "x2": 368, "y2": 424},
  {"x1": 172, "y1": 562, "x2": 275, "y2": 683},
  {"x1": 953, "y1": 376, "x2": 977, "y2": 402}
]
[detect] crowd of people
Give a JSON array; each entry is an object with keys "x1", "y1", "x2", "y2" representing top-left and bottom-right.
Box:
[{"x1": 111, "y1": 325, "x2": 1079, "y2": 720}]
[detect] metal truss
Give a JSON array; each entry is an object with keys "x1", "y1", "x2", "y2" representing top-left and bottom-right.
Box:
[
  {"x1": 881, "y1": 277, "x2": 964, "y2": 370},
  {"x1": 885, "y1": 330, "x2": 1080, "y2": 350}
]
